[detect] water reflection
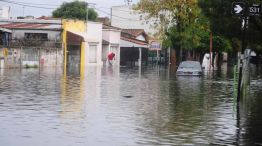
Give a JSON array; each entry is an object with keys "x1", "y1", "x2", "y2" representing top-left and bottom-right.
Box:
[{"x1": 0, "y1": 65, "x2": 261, "y2": 145}]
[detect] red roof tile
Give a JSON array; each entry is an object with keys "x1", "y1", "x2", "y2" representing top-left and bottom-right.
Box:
[
  {"x1": 0, "y1": 23, "x2": 46, "y2": 28},
  {"x1": 122, "y1": 29, "x2": 145, "y2": 37},
  {"x1": 0, "y1": 23, "x2": 52, "y2": 29}
]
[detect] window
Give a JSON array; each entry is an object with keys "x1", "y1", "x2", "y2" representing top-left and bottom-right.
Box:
[
  {"x1": 89, "y1": 45, "x2": 97, "y2": 63},
  {"x1": 24, "y1": 33, "x2": 48, "y2": 40},
  {"x1": 140, "y1": 15, "x2": 143, "y2": 20}
]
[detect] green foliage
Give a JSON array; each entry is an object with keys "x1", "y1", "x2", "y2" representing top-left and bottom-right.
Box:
[
  {"x1": 232, "y1": 38, "x2": 242, "y2": 52},
  {"x1": 199, "y1": 0, "x2": 262, "y2": 53},
  {"x1": 135, "y1": 0, "x2": 212, "y2": 52},
  {"x1": 52, "y1": 1, "x2": 98, "y2": 21},
  {"x1": 136, "y1": 0, "x2": 262, "y2": 53},
  {"x1": 213, "y1": 36, "x2": 232, "y2": 53}
]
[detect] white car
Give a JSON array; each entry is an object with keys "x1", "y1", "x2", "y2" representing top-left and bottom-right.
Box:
[{"x1": 176, "y1": 61, "x2": 202, "y2": 76}]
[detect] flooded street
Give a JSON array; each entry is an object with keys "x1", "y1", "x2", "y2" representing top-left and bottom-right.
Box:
[{"x1": 0, "y1": 64, "x2": 261, "y2": 146}]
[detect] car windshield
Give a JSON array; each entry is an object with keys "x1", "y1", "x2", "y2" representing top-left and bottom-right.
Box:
[{"x1": 179, "y1": 62, "x2": 200, "y2": 69}]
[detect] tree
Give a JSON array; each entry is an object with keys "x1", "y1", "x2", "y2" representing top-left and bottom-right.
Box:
[
  {"x1": 199, "y1": 0, "x2": 262, "y2": 54},
  {"x1": 52, "y1": 1, "x2": 98, "y2": 21},
  {"x1": 135, "y1": 0, "x2": 211, "y2": 49},
  {"x1": 135, "y1": 0, "x2": 212, "y2": 63}
]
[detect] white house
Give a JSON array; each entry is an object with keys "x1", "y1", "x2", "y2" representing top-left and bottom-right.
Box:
[
  {"x1": 85, "y1": 21, "x2": 103, "y2": 66},
  {"x1": 0, "y1": 18, "x2": 63, "y2": 68},
  {"x1": 102, "y1": 25, "x2": 121, "y2": 66},
  {"x1": 0, "y1": 6, "x2": 10, "y2": 19},
  {"x1": 111, "y1": 5, "x2": 157, "y2": 36},
  {"x1": 120, "y1": 29, "x2": 149, "y2": 66}
]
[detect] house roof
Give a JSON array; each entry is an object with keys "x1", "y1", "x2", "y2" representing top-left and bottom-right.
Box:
[
  {"x1": 102, "y1": 39, "x2": 110, "y2": 45},
  {"x1": 122, "y1": 29, "x2": 145, "y2": 37},
  {"x1": 0, "y1": 22, "x2": 62, "y2": 30},
  {"x1": 36, "y1": 16, "x2": 61, "y2": 20},
  {"x1": 0, "y1": 23, "x2": 50, "y2": 28},
  {"x1": 103, "y1": 24, "x2": 122, "y2": 30},
  {"x1": 0, "y1": 27, "x2": 12, "y2": 33},
  {"x1": 121, "y1": 36, "x2": 147, "y2": 46}
]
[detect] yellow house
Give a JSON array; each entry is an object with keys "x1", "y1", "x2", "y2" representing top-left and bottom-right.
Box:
[
  {"x1": 61, "y1": 20, "x2": 87, "y2": 118},
  {"x1": 62, "y1": 19, "x2": 87, "y2": 75}
]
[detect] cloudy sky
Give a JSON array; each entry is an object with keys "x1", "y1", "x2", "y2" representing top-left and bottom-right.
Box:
[{"x1": 0, "y1": 0, "x2": 139, "y2": 18}]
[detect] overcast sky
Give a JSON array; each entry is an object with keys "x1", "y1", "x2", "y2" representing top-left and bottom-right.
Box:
[{"x1": 0, "y1": 0, "x2": 139, "y2": 18}]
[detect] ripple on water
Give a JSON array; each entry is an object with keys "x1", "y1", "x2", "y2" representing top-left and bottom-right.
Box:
[{"x1": 0, "y1": 66, "x2": 261, "y2": 145}]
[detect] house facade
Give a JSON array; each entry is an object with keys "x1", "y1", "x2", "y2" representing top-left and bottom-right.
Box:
[
  {"x1": 0, "y1": 6, "x2": 10, "y2": 19},
  {"x1": 85, "y1": 21, "x2": 103, "y2": 66},
  {"x1": 0, "y1": 18, "x2": 104, "y2": 73},
  {"x1": 120, "y1": 29, "x2": 149, "y2": 66},
  {"x1": 0, "y1": 19, "x2": 63, "y2": 68},
  {"x1": 102, "y1": 25, "x2": 121, "y2": 66},
  {"x1": 111, "y1": 5, "x2": 157, "y2": 36},
  {"x1": 55, "y1": 20, "x2": 103, "y2": 75}
]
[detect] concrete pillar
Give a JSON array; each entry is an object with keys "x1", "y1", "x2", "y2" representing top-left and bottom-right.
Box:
[
  {"x1": 139, "y1": 47, "x2": 142, "y2": 67},
  {"x1": 118, "y1": 45, "x2": 120, "y2": 66},
  {"x1": 157, "y1": 50, "x2": 159, "y2": 65},
  {"x1": 108, "y1": 44, "x2": 111, "y2": 66}
]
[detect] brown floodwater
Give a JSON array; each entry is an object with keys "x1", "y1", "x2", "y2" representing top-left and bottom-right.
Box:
[{"x1": 0, "y1": 64, "x2": 261, "y2": 146}]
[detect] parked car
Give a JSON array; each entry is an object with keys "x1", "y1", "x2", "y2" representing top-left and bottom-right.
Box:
[{"x1": 176, "y1": 61, "x2": 202, "y2": 76}]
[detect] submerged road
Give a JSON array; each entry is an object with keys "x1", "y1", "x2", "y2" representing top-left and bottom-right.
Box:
[{"x1": 0, "y1": 64, "x2": 261, "y2": 146}]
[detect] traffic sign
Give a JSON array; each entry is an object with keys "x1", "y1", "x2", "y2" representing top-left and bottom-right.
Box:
[
  {"x1": 232, "y1": 2, "x2": 245, "y2": 16},
  {"x1": 249, "y1": 4, "x2": 261, "y2": 16}
]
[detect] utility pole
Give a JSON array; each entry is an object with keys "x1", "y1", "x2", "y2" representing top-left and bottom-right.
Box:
[
  {"x1": 231, "y1": 2, "x2": 248, "y2": 102},
  {"x1": 23, "y1": 6, "x2": 25, "y2": 17},
  {"x1": 237, "y1": 12, "x2": 248, "y2": 102},
  {"x1": 85, "y1": 1, "x2": 96, "y2": 21},
  {"x1": 86, "y1": 0, "x2": 88, "y2": 21},
  {"x1": 232, "y1": 1, "x2": 261, "y2": 101},
  {"x1": 125, "y1": 0, "x2": 132, "y2": 6}
]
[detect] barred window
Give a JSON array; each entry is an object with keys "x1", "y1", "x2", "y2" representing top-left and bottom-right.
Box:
[{"x1": 24, "y1": 33, "x2": 48, "y2": 41}]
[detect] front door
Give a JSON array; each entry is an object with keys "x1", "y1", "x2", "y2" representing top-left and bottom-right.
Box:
[{"x1": 67, "y1": 45, "x2": 80, "y2": 74}]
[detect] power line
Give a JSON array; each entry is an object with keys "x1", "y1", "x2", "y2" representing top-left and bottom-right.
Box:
[
  {"x1": 0, "y1": 0, "x2": 145, "y2": 22},
  {"x1": 5, "y1": 0, "x2": 60, "y2": 6},
  {"x1": 97, "y1": 6, "x2": 137, "y2": 13},
  {"x1": 125, "y1": 0, "x2": 132, "y2": 6},
  {"x1": 93, "y1": 7, "x2": 141, "y2": 21},
  {"x1": 0, "y1": 0, "x2": 98, "y2": 10},
  {"x1": 0, "y1": 0, "x2": 56, "y2": 9}
]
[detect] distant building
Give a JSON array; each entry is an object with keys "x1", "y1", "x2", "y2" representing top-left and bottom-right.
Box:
[
  {"x1": 0, "y1": 6, "x2": 10, "y2": 19},
  {"x1": 120, "y1": 28, "x2": 149, "y2": 66},
  {"x1": 0, "y1": 17, "x2": 105, "y2": 70},
  {"x1": 62, "y1": 20, "x2": 103, "y2": 74},
  {"x1": 111, "y1": 5, "x2": 157, "y2": 36},
  {"x1": 97, "y1": 17, "x2": 110, "y2": 25},
  {"x1": 0, "y1": 19, "x2": 63, "y2": 68},
  {"x1": 102, "y1": 25, "x2": 122, "y2": 66},
  {"x1": 86, "y1": 21, "x2": 103, "y2": 66}
]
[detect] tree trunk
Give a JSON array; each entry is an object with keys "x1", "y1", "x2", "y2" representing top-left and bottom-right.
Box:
[
  {"x1": 170, "y1": 48, "x2": 177, "y2": 73},
  {"x1": 170, "y1": 48, "x2": 177, "y2": 67},
  {"x1": 180, "y1": 47, "x2": 183, "y2": 62},
  {"x1": 193, "y1": 49, "x2": 196, "y2": 60}
]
